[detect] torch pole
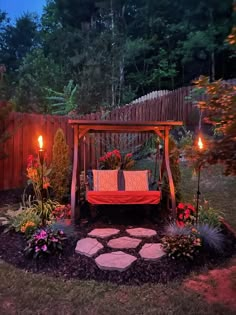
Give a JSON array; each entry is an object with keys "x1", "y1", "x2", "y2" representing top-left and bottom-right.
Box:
[
  {"x1": 196, "y1": 164, "x2": 201, "y2": 224},
  {"x1": 39, "y1": 149, "x2": 45, "y2": 225}
]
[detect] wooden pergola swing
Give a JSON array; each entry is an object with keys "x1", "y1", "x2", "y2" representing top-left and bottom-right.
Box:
[{"x1": 69, "y1": 120, "x2": 183, "y2": 221}]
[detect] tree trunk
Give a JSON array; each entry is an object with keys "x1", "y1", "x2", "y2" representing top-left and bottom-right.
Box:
[
  {"x1": 111, "y1": 0, "x2": 115, "y2": 107},
  {"x1": 211, "y1": 51, "x2": 215, "y2": 82}
]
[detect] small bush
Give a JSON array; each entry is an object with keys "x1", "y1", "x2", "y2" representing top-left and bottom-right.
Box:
[
  {"x1": 161, "y1": 232, "x2": 201, "y2": 260},
  {"x1": 24, "y1": 227, "x2": 66, "y2": 259},
  {"x1": 50, "y1": 128, "x2": 70, "y2": 202}
]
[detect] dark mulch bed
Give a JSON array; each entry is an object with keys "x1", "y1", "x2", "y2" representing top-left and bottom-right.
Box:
[{"x1": 0, "y1": 204, "x2": 236, "y2": 285}]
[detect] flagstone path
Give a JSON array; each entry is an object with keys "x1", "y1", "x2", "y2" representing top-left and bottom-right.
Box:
[{"x1": 75, "y1": 228, "x2": 166, "y2": 272}]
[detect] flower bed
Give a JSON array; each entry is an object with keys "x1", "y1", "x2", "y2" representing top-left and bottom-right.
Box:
[{"x1": 0, "y1": 207, "x2": 235, "y2": 285}]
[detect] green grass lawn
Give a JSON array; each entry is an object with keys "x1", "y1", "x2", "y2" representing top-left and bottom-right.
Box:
[
  {"x1": 0, "y1": 261, "x2": 235, "y2": 315},
  {"x1": 0, "y1": 162, "x2": 236, "y2": 314}
]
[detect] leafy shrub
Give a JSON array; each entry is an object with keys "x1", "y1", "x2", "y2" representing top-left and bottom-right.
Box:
[
  {"x1": 161, "y1": 232, "x2": 201, "y2": 260},
  {"x1": 198, "y1": 200, "x2": 221, "y2": 227},
  {"x1": 50, "y1": 128, "x2": 70, "y2": 202},
  {"x1": 24, "y1": 227, "x2": 66, "y2": 259},
  {"x1": 196, "y1": 223, "x2": 224, "y2": 252}
]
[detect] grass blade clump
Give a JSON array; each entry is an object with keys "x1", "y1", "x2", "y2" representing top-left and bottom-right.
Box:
[{"x1": 195, "y1": 223, "x2": 224, "y2": 252}]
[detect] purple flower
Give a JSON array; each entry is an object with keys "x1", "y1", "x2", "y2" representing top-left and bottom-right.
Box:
[
  {"x1": 35, "y1": 246, "x2": 40, "y2": 252},
  {"x1": 51, "y1": 237, "x2": 58, "y2": 242},
  {"x1": 42, "y1": 245, "x2": 47, "y2": 252}
]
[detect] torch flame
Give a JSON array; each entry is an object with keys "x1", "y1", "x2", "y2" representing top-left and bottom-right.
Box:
[
  {"x1": 198, "y1": 136, "x2": 203, "y2": 150},
  {"x1": 38, "y1": 135, "x2": 43, "y2": 149}
]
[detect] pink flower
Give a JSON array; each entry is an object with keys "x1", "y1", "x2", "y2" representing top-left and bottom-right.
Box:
[
  {"x1": 35, "y1": 246, "x2": 40, "y2": 252},
  {"x1": 42, "y1": 245, "x2": 47, "y2": 251}
]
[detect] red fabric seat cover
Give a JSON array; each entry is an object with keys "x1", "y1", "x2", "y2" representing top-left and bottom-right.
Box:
[{"x1": 87, "y1": 191, "x2": 161, "y2": 205}]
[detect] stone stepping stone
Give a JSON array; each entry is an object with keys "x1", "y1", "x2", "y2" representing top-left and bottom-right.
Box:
[
  {"x1": 95, "y1": 251, "x2": 137, "y2": 272},
  {"x1": 126, "y1": 227, "x2": 157, "y2": 238},
  {"x1": 108, "y1": 236, "x2": 141, "y2": 249},
  {"x1": 139, "y1": 243, "x2": 165, "y2": 261},
  {"x1": 88, "y1": 228, "x2": 120, "y2": 239},
  {"x1": 75, "y1": 238, "x2": 103, "y2": 257}
]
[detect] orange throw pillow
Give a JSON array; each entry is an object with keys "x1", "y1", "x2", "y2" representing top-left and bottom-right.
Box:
[
  {"x1": 92, "y1": 170, "x2": 118, "y2": 191},
  {"x1": 123, "y1": 170, "x2": 149, "y2": 191}
]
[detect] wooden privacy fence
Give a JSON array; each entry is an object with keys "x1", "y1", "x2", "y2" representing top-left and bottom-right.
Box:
[
  {"x1": 1, "y1": 80, "x2": 235, "y2": 190},
  {"x1": 0, "y1": 113, "x2": 73, "y2": 190}
]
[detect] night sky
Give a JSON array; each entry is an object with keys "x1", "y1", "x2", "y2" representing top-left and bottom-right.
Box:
[{"x1": 0, "y1": 0, "x2": 46, "y2": 21}]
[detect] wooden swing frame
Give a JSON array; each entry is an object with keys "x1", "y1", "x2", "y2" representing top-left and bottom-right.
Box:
[{"x1": 68, "y1": 119, "x2": 183, "y2": 221}]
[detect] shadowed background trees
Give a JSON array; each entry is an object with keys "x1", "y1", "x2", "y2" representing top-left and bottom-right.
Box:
[{"x1": 0, "y1": 0, "x2": 235, "y2": 114}]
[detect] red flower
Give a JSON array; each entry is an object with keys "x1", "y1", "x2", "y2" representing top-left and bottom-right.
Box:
[
  {"x1": 187, "y1": 204, "x2": 195, "y2": 212},
  {"x1": 184, "y1": 209, "x2": 190, "y2": 219},
  {"x1": 178, "y1": 213, "x2": 184, "y2": 220},
  {"x1": 177, "y1": 203, "x2": 185, "y2": 210}
]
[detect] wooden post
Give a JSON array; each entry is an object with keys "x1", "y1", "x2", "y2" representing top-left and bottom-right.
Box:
[
  {"x1": 71, "y1": 125, "x2": 79, "y2": 221},
  {"x1": 164, "y1": 127, "x2": 176, "y2": 217}
]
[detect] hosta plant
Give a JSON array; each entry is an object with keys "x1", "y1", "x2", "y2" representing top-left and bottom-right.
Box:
[
  {"x1": 24, "y1": 227, "x2": 66, "y2": 259},
  {"x1": 1, "y1": 207, "x2": 41, "y2": 234}
]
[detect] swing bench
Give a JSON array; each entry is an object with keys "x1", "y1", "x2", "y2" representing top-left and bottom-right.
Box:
[{"x1": 69, "y1": 120, "x2": 183, "y2": 220}]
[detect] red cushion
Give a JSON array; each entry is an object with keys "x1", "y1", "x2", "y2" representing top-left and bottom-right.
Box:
[{"x1": 87, "y1": 191, "x2": 161, "y2": 205}]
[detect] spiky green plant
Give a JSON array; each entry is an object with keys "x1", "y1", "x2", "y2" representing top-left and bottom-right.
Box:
[{"x1": 50, "y1": 128, "x2": 70, "y2": 202}]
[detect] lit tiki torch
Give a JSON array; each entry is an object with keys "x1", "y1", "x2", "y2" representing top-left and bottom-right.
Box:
[
  {"x1": 38, "y1": 135, "x2": 45, "y2": 222},
  {"x1": 196, "y1": 136, "x2": 203, "y2": 223},
  {"x1": 38, "y1": 135, "x2": 45, "y2": 166}
]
